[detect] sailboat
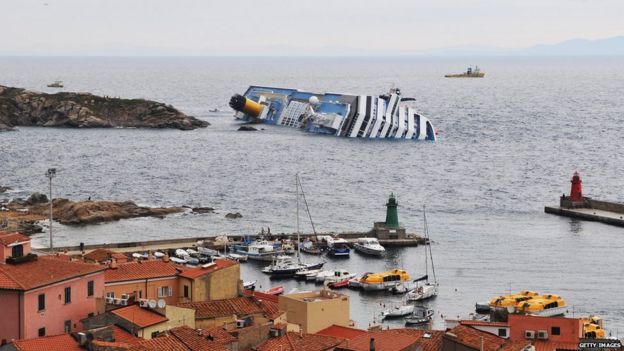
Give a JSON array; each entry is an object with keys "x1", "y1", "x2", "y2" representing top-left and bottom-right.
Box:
[
  {"x1": 263, "y1": 174, "x2": 324, "y2": 277},
  {"x1": 406, "y1": 205, "x2": 439, "y2": 301}
]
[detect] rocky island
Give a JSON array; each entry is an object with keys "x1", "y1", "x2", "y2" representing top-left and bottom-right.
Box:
[
  {"x1": 1, "y1": 192, "x2": 183, "y2": 232},
  {"x1": 0, "y1": 84, "x2": 209, "y2": 131}
]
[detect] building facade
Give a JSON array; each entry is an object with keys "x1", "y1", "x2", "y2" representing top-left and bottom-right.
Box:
[{"x1": 278, "y1": 289, "x2": 350, "y2": 334}]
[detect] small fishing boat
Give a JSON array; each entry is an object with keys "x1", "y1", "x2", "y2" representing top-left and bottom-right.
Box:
[
  {"x1": 321, "y1": 235, "x2": 351, "y2": 257},
  {"x1": 186, "y1": 248, "x2": 199, "y2": 257},
  {"x1": 299, "y1": 239, "x2": 323, "y2": 255},
  {"x1": 233, "y1": 238, "x2": 280, "y2": 261},
  {"x1": 132, "y1": 253, "x2": 146, "y2": 259},
  {"x1": 404, "y1": 307, "x2": 434, "y2": 326},
  {"x1": 314, "y1": 270, "x2": 337, "y2": 283},
  {"x1": 264, "y1": 285, "x2": 284, "y2": 295},
  {"x1": 227, "y1": 253, "x2": 248, "y2": 262},
  {"x1": 380, "y1": 303, "x2": 415, "y2": 319},
  {"x1": 328, "y1": 279, "x2": 349, "y2": 289},
  {"x1": 47, "y1": 80, "x2": 64, "y2": 88},
  {"x1": 323, "y1": 269, "x2": 357, "y2": 283},
  {"x1": 153, "y1": 251, "x2": 165, "y2": 258},
  {"x1": 243, "y1": 280, "x2": 257, "y2": 291},
  {"x1": 353, "y1": 238, "x2": 385, "y2": 256},
  {"x1": 295, "y1": 268, "x2": 323, "y2": 280}
]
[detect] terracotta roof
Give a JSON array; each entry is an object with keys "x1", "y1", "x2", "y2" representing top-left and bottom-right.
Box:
[
  {"x1": 316, "y1": 325, "x2": 368, "y2": 340},
  {"x1": 460, "y1": 320, "x2": 509, "y2": 327},
  {"x1": 532, "y1": 340, "x2": 580, "y2": 351},
  {"x1": 393, "y1": 329, "x2": 446, "y2": 351},
  {"x1": 105, "y1": 260, "x2": 180, "y2": 282},
  {"x1": 111, "y1": 304, "x2": 168, "y2": 328},
  {"x1": 256, "y1": 332, "x2": 343, "y2": 351},
  {"x1": 11, "y1": 333, "x2": 82, "y2": 351},
  {"x1": 500, "y1": 340, "x2": 532, "y2": 351},
  {"x1": 128, "y1": 336, "x2": 189, "y2": 351},
  {"x1": 178, "y1": 259, "x2": 237, "y2": 279},
  {"x1": 112, "y1": 325, "x2": 142, "y2": 344},
  {"x1": 168, "y1": 326, "x2": 229, "y2": 351},
  {"x1": 0, "y1": 231, "x2": 30, "y2": 246},
  {"x1": 177, "y1": 296, "x2": 279, "y2": 319},
  {"x1": 84, "y1": 248, "x2": 127, "y2": 262},
  {"x1": 244, "y1": 290, "x2": 279, "y2": 303},
  {"x1": 339, "y1": 330, "x2": 420, "y2": 351},
  {"x1": 447, "y1": 325, "x2": 506, "y2": 351},
  {"x1": 0, "y1": 255, "x2": 106, "y2": 291},
  {"x1": 202, "y1": 326, "x2": 237, "y2": 344}
]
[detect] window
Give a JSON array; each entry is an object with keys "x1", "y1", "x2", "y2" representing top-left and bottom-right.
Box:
[
  {"x1": 158, "y1": 286, "x2": 172, "y2": 298},
  {"x1": 87, "y1": 313, "x2": 94, "y2": 318},
  {"x1": 183, "y1": 285, "x2": 189, "y2": 298},
  {"x1": 87, "y1": 280, "x2": 94, "y2": 297},
  {"x1": 498, "y1": 328, "x2": 507, "y2": 337},
  {"x1": 11, "y1": 244, "x2": 24, "y2": 258},
  {"x1": 38, "y1": 294, "x2": 45, "y2": 311},
  {"x1": 106, "y1": 292, "x2": 115, "y2": 298},
  {"x1": 551, "y1": 326, "x2": 560, "y2": 335},
  {"x1": 64, "y1": 287, "x2": 71, "y2": 304},
  {"x1": 38, "y1": 328, "x2": 45, "y2": 337},
  {"x1": 64, "y1": 320, "x2": 71, "y2": 333}
]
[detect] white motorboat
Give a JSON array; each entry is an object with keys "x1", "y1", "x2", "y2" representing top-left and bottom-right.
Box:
[
  {"x1": 406, "y1": 205, "x2": 439, "y2": 301},
  {"x1": 186, "y1": 248, "x2": 199, "y2": 257},
  {"x1": 380, "y1": 303, "x2": 415, "y2": 319},
  {"x1": 353, "y1": 238, "x2": 385, "y2": 256},
  {"x1": 170, "y1": 256, "x2": 186, "y2": 264},
  {"x1": 226, "y1": 253, "x2": 248, "y2": 262},
  {"x1": 314, "y1": 270, "x2": 336, "y2": 283},
  {"x1": 323, "y1": 269, "x2": 357, "y2": 283},
  {"x1": 404, "y1": 306, "x2": 434, "y2": 326},
  {"x1": 295, "y1": 268, "x2": 323, "y2": 280},
  {"x1": 243, "y1": 280, "x2": 257, "y2": 290},
  {"x1": 153, "y1": 251, "x2": 165, "y2": 258},
  {"x1": 175, "y1": 249, "x2": 189, "y2": 258},
  {"x1": 234, "y1": 239, "x2": 280, "y2": 261},
  {"x1": 198, "y1": 246, "x2": 219, "y2": 257}
]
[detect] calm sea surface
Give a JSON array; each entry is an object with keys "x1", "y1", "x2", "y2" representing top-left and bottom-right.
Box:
[{"x1": 1, "y1": 57, "x2": 623, "y2": 333}]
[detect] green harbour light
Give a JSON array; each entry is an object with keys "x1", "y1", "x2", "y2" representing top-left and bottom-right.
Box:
[{"x1": 385, "y1": 193, "x2": 399, "y2": 228}]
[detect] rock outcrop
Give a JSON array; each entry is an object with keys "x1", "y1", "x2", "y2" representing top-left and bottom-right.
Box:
[
  {"x1": 237, "y1": 125, "x2": 258, "y2": 131},
  {"x1": 225, "y1": 212, "x2": 243, "y2": 219},
  {"x1": 27, "y1": 199, "x2": 183, "y2": 225},
  {"x1": 0, "y1": 85, "x2": 209, "y2": 131},
  {"x1": 0, "y1": 186, "x2": 11, "y2": 193}
]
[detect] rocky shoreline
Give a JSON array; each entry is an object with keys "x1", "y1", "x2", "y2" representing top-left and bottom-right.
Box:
[{"x1": 0, "y1": 84, "x2": 209, "y2": 131}]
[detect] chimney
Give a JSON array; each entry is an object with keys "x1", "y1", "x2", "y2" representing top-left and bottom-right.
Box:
[
  {"x1": 147, "y1": 250, "x2": 153, "y2": 260},
  {"x1": 370, "y1": 337, "x2": 376, "y2": 351},
  {"x1": 110, "y1": 259, "x2": 118, "y2": 269},
  {"x1": 163, "y1": 254, "x2": 170, "y2": 263},
  {"x1": 480, "y1": 336, "x2": 484, "y2": 351}
]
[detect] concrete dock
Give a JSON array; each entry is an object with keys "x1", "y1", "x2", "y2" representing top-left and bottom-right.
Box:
[
  {"x1": 40, "y1": 231, "x2": 425, "y2": 256},
  {"x1": 545, "y1": 205, "x2": 624, "y2": 227}
]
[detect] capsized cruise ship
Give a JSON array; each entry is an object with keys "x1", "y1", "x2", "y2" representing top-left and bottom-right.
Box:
[{"x1": 229, "y1": 86, "x2": 436, "y2": 141}]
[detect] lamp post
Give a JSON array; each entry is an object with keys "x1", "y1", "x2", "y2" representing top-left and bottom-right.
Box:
[{"x1": 46, "y1": 168, "x2": 56, "y2": 251}]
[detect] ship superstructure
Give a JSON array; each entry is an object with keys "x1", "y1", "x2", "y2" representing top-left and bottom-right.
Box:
[{"x1": 229, "y1": 86, "x2": 436, "y2": 141}]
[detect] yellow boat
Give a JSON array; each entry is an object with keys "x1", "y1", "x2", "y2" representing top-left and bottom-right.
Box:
[
  {"x1": 489, "y1": 290, "x2": 539, "y2": 308},
  {"x1": 516, "y1": 294, "x2": 566, "y2": 316},
  {"x1": 582, "y1": 316, "x2": 605, "y2": 338},
  {"x1": 359, "y1": 269, "x2": 410, "y2": 291}
]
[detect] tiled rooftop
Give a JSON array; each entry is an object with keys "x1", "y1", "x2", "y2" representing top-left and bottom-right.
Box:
[
  {"x1": 460, "y1": 320, "x2": 509, "y2": 327},
  {"x1": 201, "y1": 326, "x2": 237, "y2": 344},
  {"x1": 10, "y1": 333, "x2": 82, "y2": 351},
  {"x1": 105, "y1": 260, "x2": 180, "y2": 282},
  {"x1": 128, "y1": 336, "x2": 189, "y2": 351},
  {"x1": 111, "y1": 304, "x2": 168, "y2": 328},
  {"x1": 177, "y1": 296, "x2": 279, "y2": 319},
  {"x1": 178, "y1": 259, "x2": 237, "y2": 279},
  {"x1": 316, "y1": 325, "x2": 368, "y2": 340},
  {"x1": 84, "y1": 248, "x2": 127, "y2": 262},
  {"x1": 447, "y1": 325, "x2": 507, "y2": 351},
  {"x1": 168, "y1": 326, "x2": 229, "y2": 351},
  {"x1": 256, "y1": 332, "x2": 343, "y2": 351},
  {"x1": 0, "y1": 255, "x2": 106, "y2": 291},
  {"x1": 0, "y1": 231, "x2": 30, "y2": 246},
  {"x1": 339, "y1": 330, "x2": 421, "y2": 351},
  {"x1": 387, "y1": 329, "x2": 446, "y2": 351},
  {"x1": 532, "y1": 340, "x2": 580, "y2": 351}
]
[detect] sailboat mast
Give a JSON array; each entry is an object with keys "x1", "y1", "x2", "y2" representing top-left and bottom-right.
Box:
[
  {"x1": 298, "y1": 176, "x2": 318, "y2": 240},
  {"x1": 424, "y1": 205, "x2": 437, "y2": 283},
  {"x1": 423, "y1": 205, "x2": 428, "y2": 280},
  {"x1": 296, "y1": 174, "x2": 301, "y2": 261}
]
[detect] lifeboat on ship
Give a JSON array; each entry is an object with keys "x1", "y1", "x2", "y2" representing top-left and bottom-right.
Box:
[{"x1": 516, "y1": 294, "x2": 566, "y2": 316}]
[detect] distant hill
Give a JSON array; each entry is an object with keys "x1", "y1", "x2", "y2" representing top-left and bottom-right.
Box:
[{"x1": 521, "y1": 36, "x2": 624, "y2": 56}]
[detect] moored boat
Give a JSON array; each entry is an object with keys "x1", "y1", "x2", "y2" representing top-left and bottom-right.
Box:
[
  {"x1": 445, "y1": 66, "x2": 485, "y2": 78},
  {"x1": 233, "y1": 238, "x2": 280, "y2": 261},
  {"x1": 404, "y1": 306, "x2": 434, "y2": 326},
  {"x1": 380, "y1": 303, "x2": 415, "y2": 319},
  {"x1": 516, "y1": 294, "x2": 567, "y2": 317},
  {"x1": 353, "y1": 238, "x2": 385, "y2": 256},
  {"x1": 264, "y1": 285, "x2": 284, "y2": 295},
  {"x1": 295, "y1": 268, "x2": 323, "y2": 280},
  {"x1": 359, "y1": 269, "x2": 411, "y2": 291},
  {"x1": 323, "y1": 269, "x2": 357, "y2": 283},
  {"x1": 406, "y1": 205, "x2": 439, "y2": 301},
  {"x1": 328, "y1": 279, "x2": 349, "y2": 289}
]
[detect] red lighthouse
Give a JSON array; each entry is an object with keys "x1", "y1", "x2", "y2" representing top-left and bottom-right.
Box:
[{"x1": 569, "y1": 171, "x2": 583, "y2": 201}]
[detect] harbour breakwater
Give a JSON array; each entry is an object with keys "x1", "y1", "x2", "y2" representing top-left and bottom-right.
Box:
[{"x1": 0, "y1": 84, "x2": 209, "y2": 131}]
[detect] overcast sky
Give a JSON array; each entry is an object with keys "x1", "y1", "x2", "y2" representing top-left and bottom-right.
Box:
[{"x1": 2, "y1": 0, "x2": 623, "y2": 55}]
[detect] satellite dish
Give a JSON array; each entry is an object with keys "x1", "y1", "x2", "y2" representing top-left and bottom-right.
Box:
[
  {"x1": 148, "y1": 300, "x2": 157, "y2": 309},
  {"x1": 157, "y1": 299, "x2": 166, "y2": 308}
]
